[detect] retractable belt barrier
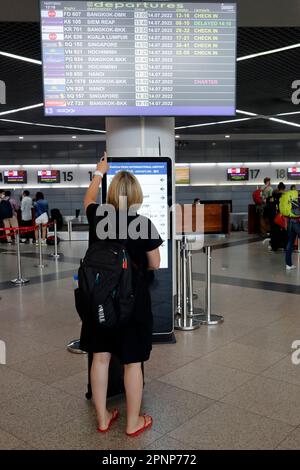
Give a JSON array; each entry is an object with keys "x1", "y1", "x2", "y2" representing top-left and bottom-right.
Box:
[
  {"x1": 0, "y1": 220, "x2": 59, "y2": 284},
  {"x1": 175, "y1": 238, "x2": 224, "y2": 330}
]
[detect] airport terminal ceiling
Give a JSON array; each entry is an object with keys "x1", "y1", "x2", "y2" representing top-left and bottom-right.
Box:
[{"x1": 0, "y1": 20, "x2": 300, "y2": 135}]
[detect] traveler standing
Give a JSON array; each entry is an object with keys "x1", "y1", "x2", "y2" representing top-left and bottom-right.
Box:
[
  {"x1": 0, "y1": 189, "x2": 17, "y2": 243},
  {"x1": 285, "y1": 216, "x2": 300, "y2": 270},
  {"x1": 21, "y1": 190, "x2": 33, "y2": 243},
  {"x1": 260, "y1": 177, "x2": 273, "y2": 237},
  {"x1": 5, "y1": 191, "x2": 19, "y2": 221},
  {"x1": 80, "y1": 153, "x2": 162, "y2": 436},
  {"x1": 34, "y1": 192, "x2": 49, "y2": 244},
  {"x1": 279, "y1": 189, "x2": 300, "y2": 270},
  {"x1": 269, "y1": 183, "x2": 287, "y2": 252}
]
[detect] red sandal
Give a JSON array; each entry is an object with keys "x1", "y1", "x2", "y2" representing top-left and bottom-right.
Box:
[
  {"x1": 126, "y1": 415, "x2": 153, "y2": 437},
  {"x1": 97, "y1": 409, "x2": 119, "y2": 433}
]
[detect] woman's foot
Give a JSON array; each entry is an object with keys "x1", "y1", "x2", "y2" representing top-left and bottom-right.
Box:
[
  {"x1": 97, "y1": 409, "x2": 119, "y2": 433},
  {"x1": 126, "y1": 415, "x2": 152, "y2": 437}
]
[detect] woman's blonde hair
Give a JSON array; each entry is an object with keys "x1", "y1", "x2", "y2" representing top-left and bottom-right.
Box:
[{"x1": 107, "y1": 171, "x2": 143, "y2": 210}]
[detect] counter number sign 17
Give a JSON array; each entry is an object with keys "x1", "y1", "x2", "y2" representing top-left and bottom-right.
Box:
[{"x1": 250, "y1": 169, "x2": 260, "y2": 179}]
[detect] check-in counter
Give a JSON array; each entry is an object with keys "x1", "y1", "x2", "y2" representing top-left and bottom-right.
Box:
[
  {"x1": 176, "y1": 203, "x2": 231, "y2": 235},
  {"x1": 248, "y1": 204, "x2": 260, "y2": 234}
]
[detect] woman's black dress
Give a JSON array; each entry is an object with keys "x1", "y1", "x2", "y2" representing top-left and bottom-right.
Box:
[{"x1": 79, "y1": 203, "x2": 163, "y2": 364}]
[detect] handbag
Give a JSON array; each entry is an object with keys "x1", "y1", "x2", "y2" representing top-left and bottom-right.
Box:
[{"x1": 274, "y1": 213, "x2": 287, "y2": 229}]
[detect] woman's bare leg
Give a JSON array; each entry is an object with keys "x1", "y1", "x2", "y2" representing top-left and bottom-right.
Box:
[
  {"x1": 42, "y1": 224, "x2": 47, "y2": 241},
  {"x1": 124, "y1": 362, "x2": 151, "y2": 433},
  {"x1": 91, "y1": 352, "x2": 112, "y2": 429}
]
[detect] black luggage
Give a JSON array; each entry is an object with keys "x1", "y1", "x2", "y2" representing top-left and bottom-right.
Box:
[
  {"x1": 270, "y1": 223, "x2": 288, "y2": 251},
  {"x1": 86, "y1": 353, "x2": 125, "y2": 399},
  {"x1": 85, "y1": 353, "x2": 144, "y2": 400},
  {"x1": 50, "y1": 208, "x2": 64, "y2": 230}
]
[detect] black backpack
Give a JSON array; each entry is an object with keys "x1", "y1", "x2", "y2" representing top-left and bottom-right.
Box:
[
  {"x1": 50, "y1": 208, "x2": 63, "y2": 230},
  {"x1": 0, "y1": 199, "x2": 13, "y2": 220},
  {"x1": 75, "y1": 240, "x2": 135, "y2": 328}
]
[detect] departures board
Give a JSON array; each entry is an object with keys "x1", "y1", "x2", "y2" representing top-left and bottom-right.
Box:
[{"x1": 40, "y1": 1, "x2": 237, "y2": 116}]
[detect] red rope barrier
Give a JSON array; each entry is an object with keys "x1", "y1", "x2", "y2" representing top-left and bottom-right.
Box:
[{"x1": 0, "y1": 220, "x2": 54, "y2": 234}]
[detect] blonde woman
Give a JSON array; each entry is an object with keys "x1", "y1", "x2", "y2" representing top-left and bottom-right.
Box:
[{"x1": 80, "y1": 153, "x2": 162, "y2": 437}]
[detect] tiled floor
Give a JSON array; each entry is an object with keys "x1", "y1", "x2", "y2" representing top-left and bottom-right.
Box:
[{"x1": 1, "y1": 235, "x2": 300, "y2": 450}]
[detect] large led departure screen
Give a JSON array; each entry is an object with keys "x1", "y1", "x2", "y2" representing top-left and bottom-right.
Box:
[{"x1": 40, "y1": 1, "x2": 237, "y2": 116}]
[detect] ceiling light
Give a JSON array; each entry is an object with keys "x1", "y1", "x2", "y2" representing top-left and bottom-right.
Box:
[
  {"x1": 72, "y1": 135, "x2": 77, "y2": 139},
  {"x1": 217, "y1": 162, "x2": 243, "y2": 167},
  {"x1": 225, "y1": 135, "x2": 230, "y2": 138},
  {"x1": 190, "y1": 163, "x2": 217, "y2": 167},
  {"x1": 0, "y1": 51, "x2": 42, "y2": 65},
  {"x1": 236, "y1": 109, "x2": 258, "y2": 117},
  {"x1": 0, "y1": 118, "x2": 105, "y2": 134},
  {"x1": 269, "y1": 117, "x2": 300, "y2": 128},
  {"x1": 0, "y1": 103, "x2": 44, "y2": 117},
  {"x1": 270, "y1": 162, "x2": 296, "y2": 165},
  {"x1": 175, "y1": 117, "x2": 251, "y2": 130},
  {"x1": 175, "y1": 135, "x2": 180, "y2": 138},
  {"x1": 276, "y1": 111, "x2": 300, "y2": 117},
  {"x1": 237, "y1": 43, "x2": 300, "y2": 62},
  {"x1": 18, "y1": 136, "x2": 24, "y2": 140}
]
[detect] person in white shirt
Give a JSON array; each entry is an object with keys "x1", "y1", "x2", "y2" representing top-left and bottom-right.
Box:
[{"x1": 21, "y1": 190, "x2": 33, "y2": 242}]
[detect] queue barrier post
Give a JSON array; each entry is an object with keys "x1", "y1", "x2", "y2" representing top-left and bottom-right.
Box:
[
  {"x1": 175, "y1": 236, "x2": 200, "y2": 331},
  {"x1": 198, "y1": 246, "x2": 224, "y2": 325},
  {"x1": 11, "y1": 230, "x2": 29, "y2": 285},
  {"x1": 67, "y1": 339, "x2": 87, "y2": 354},
  {"x1": 176, "y1": 239, "x2": 182, "y2": 315},
  {"x1": 49, "y1": 220, "x2": 61, "y2": 259},
  {"x1": 68, "y1": 220, "x2": 72, "y2": 241},
  {"x1": 186, "y1": 246, "x2": 203, "y2": 318},
  {"x1": 35, "y1": 224, "x2": 47, "y2": 269}
]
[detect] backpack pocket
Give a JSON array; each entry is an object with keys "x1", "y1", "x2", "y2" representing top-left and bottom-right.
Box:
[
  {"x1": 92, "y1": 293, "x2": 118, "y2": 329},
  {"x1": 74, "y1": 288, "x2": 86, "y2": 322},
  {"x1": 117, "y1": 293, "x2": 135, "y2": 327}
]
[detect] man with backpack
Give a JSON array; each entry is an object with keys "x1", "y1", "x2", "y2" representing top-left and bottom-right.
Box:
[
  {"x1": 253, "y1": 177, "x2": 273, "y2": 237},
  {"x1": 279, "y1": 189, "x2": 300, "y2": 270},
  {"x1": 0, "y1": 189, "x2": 17, "y2": 243}
]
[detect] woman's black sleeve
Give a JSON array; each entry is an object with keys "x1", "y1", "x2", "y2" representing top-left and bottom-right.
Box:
[
  {"x1": 144, "y1": 218, "x2": 164, "y2": 252},
  {"x1": 86, "y1": 203, "x2": 98, "y2": 225}
]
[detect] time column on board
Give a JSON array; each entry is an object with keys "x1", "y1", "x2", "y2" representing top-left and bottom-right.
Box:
[{"x1": 134, "y1": 10, "x2": 149, "y2": 107}]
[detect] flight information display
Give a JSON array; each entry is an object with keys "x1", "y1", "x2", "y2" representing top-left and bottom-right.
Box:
[
  {"x1": 37, "y1": 169, "x2": 61, "y2": 183},
  {"x1": 4, "y1": 170, "x2": 27, "y2": 184},
  {"x1": 227, "y1": 168, "x2": 249, "y2": 182},
  {"x1": 288, "y1": 168, "x2": 300, "y2": 180},
  {"x1": 40, "y1": 1, "x2": 237, "y2": 116}
]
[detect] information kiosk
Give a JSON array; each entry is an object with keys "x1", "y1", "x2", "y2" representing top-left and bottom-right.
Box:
[{"x1": 103, "y1": 157, "x2": 174, "y2": 341}]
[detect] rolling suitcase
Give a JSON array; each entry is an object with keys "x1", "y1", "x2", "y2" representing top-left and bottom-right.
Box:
[
  {"x1": 86, "y1": 353, "x2": 125, "y2": 400},
  {"x1": 86, "y1": 353, "x2": 144, "y2": 400}
]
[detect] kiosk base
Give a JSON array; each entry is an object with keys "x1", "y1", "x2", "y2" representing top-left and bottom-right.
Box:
[{"x1": 152, "y1": 332, "x2": 176, "y2": 344}]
